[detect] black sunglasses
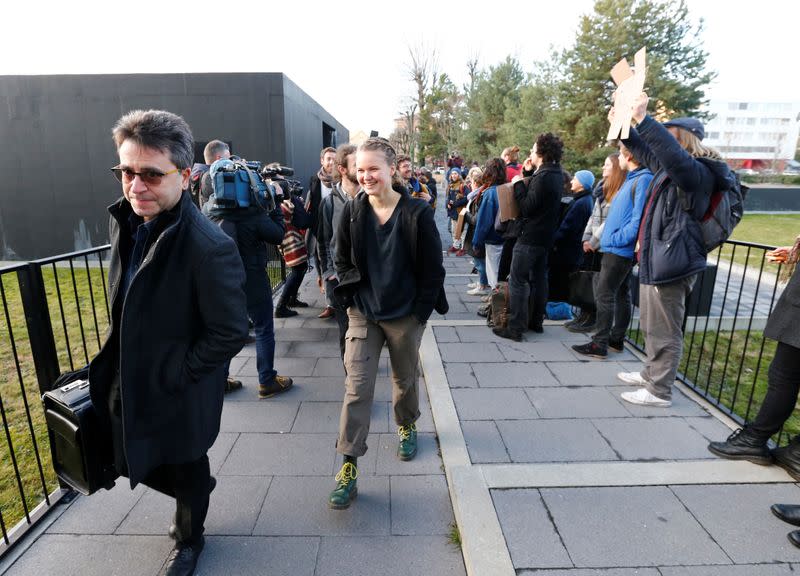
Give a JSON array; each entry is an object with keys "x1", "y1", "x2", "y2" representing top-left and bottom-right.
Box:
[{"x1": 111, "y1": 165, "x2": 180, "y2": 185}]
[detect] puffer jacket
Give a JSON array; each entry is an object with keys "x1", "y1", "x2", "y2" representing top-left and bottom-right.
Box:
[
  {"x1": 582, "y1": 196, "x2": 613, "y2": 251},
  {"x1": 622, "y1": 115, "x2": 732, "y2": 285}
]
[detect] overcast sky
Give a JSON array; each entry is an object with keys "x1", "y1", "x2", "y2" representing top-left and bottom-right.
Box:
[{"x1": 1, "y1": 0, "x2": 797, "y2": 138}]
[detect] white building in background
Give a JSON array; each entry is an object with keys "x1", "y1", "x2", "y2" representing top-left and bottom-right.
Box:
[{"x1": 703, "y1": 100, "x2": 800, "y2": 170}]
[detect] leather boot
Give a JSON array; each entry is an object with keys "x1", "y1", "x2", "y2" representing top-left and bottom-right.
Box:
[
  {"x1": 772, "y1": 437, "x2": 800, "y2": 481},
  {"x1": 771, "y1": 504, "x2": 800, "y2": 527},
  {"x1": 707, "y1": 427, "x2": 772, "y2": 465}
]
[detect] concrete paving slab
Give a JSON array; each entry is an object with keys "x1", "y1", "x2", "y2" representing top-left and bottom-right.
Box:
[
  {"x1": 253, "y1": 475, "x2": 390, "y2": 536},
  {"x1": 273, "y1": 356, "x2": 318, "y2": 376},
  {"x1": 219, "y1": 401, "x2": 299, "y2": 433},
  {"x1": 46, "y1": 483, "x2": 146, "y2": 535},
  {"x1": 455, "y1": 325, "x2": 502, "y2": 342},
  {"x1": 452, "y1": 388, "x2": 538, "y2": 420},
  {"x1": 390, "y1": 475, "x2": 454, "y2": 535},
  {"x1": 434, "y1": 326, "x2": 460, "y2": 342},
  {"x1": 287, "y1": 341, "x2": 342, "y2": 357},
  {"x1": 2, "y1": 534, "x2": 173, "y2": 576},
  {"x1": 195, "y1": 536, "x2": 319, "y2": 576},
  {"x1": 204, "y1": 476, "x2": 271, "y2": 535},
  {"x1": 541, "y1": 486, "x2": 729, "y2": 567},
  {"x1": 439, "y1": 342, "x2": 505, "y2": 362},
  {"x1": 314, "y1": 535, "x2": 466, "y2": 576},
  {"x1": 492, "y1": 488, "x2": 572, "y2": 569},
  {"x1": 547, "y1": 361, "x2": 630, "y2": 387},
  {"x1": 375, "y1": 433, "x2": 444, "y2": 475},
  {"x1": 684, "y1": 415, "x2": 737, "y2": 442},
  {"x1": 196, "y1": 536, "x2": 319, "y2": 576},
  {"x1": 272, "y1": 327, "x2": 328, "y2": 341},
  {"x1": 498, "y1": 341, "x2": 578, "y2": 362},
  {"x1": 592, "y1": 418, "x2": 715, "y2": 461},
  {"x1": 526, "y1": 387, "x2": 631, "y2": 419},
  {"x1": 229, "y1": 355, "x2": 248, "y2": 376},
  {"x1": 497, "y1": 420, "x2": 619, "y2": 463},
  {"x1": 220, "y1": 433, "x2": 335, "y2": 476},
  {"x1": 223, "y1": 376, "x2": 346, "y2": 403},
  {"x1": 473, "y1": 362, "x2": 560, "y2": 388},
  {"x1": 444, "y1": 362, "x2": 478, "y2": 388},
  {"x1": 291, "y1": 400, "x2": 389, "y2": 434},
  {"x1": 461, "y1": 420, "x2": 511, "y2": 463},
  {"x1": 208, "y1": 432, "x2": 239, "y2": 474},
  {"x1": 659, "y1": 565, "x2": 794, "y2": 575},
  {"x1": 518, "y1": 570, "x2": 661, "y2": 576},
  {"x1": 313, "y1": 357, "x2": 347, "y2": 377},
  {"x1": 672, "y1": 483, "x2": 800, "y2": 564},
  {"x1": 115, "y1": 488, "x2": 172, "y2": 535}
]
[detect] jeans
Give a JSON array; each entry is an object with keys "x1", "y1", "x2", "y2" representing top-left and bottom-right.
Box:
[
  {"x1": 508, "y1": 243, "x2": 548, "y2": 335},
  {"x1": 592, "y1": 253, "x2": 633, "y2": 348},
  {"x1": 280, "y1": 262, "x2": 308, "y2": 306},
  {"x1": 473, "y1": 256, "x2": 488, "y2": 286},
  {"x1": 750, "y1": 342, "x2": 800, "y2": 439},
  {"x1": 249, "y1": 295, "x2": 277, "y2": 385}
]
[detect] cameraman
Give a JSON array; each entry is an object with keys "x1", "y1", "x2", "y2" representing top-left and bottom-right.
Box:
[
  {"x1": 273, "y1": 179, "x2": 313, "y2": 317},
  {"x1": 203, "y1": 140, "x2": 294, "y2": 399}
]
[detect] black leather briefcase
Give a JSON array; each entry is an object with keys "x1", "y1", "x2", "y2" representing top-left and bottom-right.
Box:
[{"x1": 42, "y1": 368, "x2": 118, "y2": 495}]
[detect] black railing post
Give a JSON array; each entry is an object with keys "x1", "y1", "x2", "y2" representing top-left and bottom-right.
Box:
[{"x1": 17, "y1": 263, "x2": 60, "y2": 395}]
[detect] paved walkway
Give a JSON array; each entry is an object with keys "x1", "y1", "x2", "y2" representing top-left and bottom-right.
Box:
[{"x1": 3, "y1": 205, "x2": 799, "y2": 575}]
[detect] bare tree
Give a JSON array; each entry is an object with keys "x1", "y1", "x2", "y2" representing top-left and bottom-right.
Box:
[{"x1": 407, "y1": 44, "x2": 438, "y2": 117}]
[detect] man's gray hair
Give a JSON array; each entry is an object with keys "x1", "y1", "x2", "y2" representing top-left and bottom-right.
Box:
[
  {"x1": 112, "y1": 109, "x2": 194, "y2": 169},
  {"x1": 203, "y1": 139, "x2": 230, "y2": 164}
]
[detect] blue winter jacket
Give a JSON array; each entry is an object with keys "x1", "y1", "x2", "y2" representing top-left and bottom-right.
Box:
[
  {"x1": 621, "y1": 115, "x2": 721, "y2": 285},
  {"x1": 471, "y1": 186, "x2": 504, "y2": 249},
  {"x1": 600, "y1": 167, "x2": 652, "y2": 259}
]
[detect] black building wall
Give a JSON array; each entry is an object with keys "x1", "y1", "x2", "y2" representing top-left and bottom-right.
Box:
[{"x1": 0, "y1": 73, "x2": 348, "y2": 259}]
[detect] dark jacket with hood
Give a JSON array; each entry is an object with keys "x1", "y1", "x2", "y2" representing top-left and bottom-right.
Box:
[
  {"x1": 622, "y1": 115, "x2": 734, "y2": 285},
  {"x1": 552, "y1": 189, "x2": 593, "y2": 271},
  {"x1": 89, "y1": 191, "x2": 249, "y2": 487},
  {"x1": 513, "y1": 164, "x2": 563, "y2": 249},
  {"x1": 334, "y1": 191, "x2": 448, "y2": 323}
]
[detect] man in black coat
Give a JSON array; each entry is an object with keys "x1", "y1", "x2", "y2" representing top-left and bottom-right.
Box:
[
  {"x1": 306, "y1": 146, "x2": 337, "y2": 318},
  {"x1": 89, "y1": 110, "x2": 249, "y2": 576}
]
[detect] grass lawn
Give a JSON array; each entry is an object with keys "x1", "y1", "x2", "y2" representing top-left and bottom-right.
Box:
[
  {"x1": 714, "y1": 213, "x2": 800, "y2": 270},
  {"x1": 0, "y1": 258, "x2": 284, "y2": 536}
]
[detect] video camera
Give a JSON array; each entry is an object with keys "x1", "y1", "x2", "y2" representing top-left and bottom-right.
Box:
[{"x1": 260, "y1": 163, "x2": 304, "y2": 203}]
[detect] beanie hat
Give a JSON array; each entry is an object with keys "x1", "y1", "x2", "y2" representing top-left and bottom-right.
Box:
[
  {"x1": 574, "y1": 170, "x2": 595, "y2": 192},
  {"x1": 662, "y1": 117, "x2": 705, "y2": 141}
]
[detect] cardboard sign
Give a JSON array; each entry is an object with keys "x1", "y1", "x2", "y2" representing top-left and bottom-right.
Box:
[
  {"x1": 607, "y1": 47, "x2": 647, "y2": 140},
  {"x1": 497, "y1": 182, "x2": 519, "y2": 222},
  {"x1": 454, "y1": 208, "x2": 468, "y2": 239}
]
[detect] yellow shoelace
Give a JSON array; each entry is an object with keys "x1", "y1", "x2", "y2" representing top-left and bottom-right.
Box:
[
  {"x1": 398, "y1": 423, "x2": 417, "y2": 441},
  {"x1": 335, "y1": 462, "x2": 358, "y2": 485}
]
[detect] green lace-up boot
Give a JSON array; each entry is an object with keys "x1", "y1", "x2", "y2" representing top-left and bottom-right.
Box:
[
  {"x1": 397, "y1": 423, "x2": 418, "y2": 461},
  {"x1": 329, "y1": 461, "x2": 358, "y2": 510}
]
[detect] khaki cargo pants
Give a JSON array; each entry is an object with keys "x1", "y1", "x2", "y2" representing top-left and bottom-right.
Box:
[{"x1": 336, "y1": 307, "x2": 425, "y2": 457}]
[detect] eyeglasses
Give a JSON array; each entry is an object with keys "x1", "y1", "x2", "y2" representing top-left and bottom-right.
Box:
[{"x1": 110, "y1": 165, "x2": 180, "y2": 185}]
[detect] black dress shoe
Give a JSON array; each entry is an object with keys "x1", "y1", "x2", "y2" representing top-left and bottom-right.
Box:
[
  {"x1": 288, "y1": 298, "x2": 309, "y2": 308},
  {"x1": 707, "y1": 428, "x2": 772, "y2": 465},
  {"x1": 773, "y1": 440, "x2": 800, "y2": 481},
  {"x1": 274, "y1": 305, "x2": 298, "y2": 318},
  {"x1": 771, "y1": 504, "x2": 800, "y2": 527},
  {"x1": 789, "y1": 530, "x2": 800, "y2": 548},
  {"x1": 161, "y1": 536, "x2": 204, "y2": 576}
]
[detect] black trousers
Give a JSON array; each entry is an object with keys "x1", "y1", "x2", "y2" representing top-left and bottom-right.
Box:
[
  {"x1": 498, "y1": 237, "x2": 517, "y2": 283},
  {"x1": 592, "y1": 253, "x2": 633, "y2": 348},
  {"x1": 508, "y1": 243, "x2": 548, "y2": 334},
  {"x1": 324, "y1": 277, "x2": 349, "y2": 360},
  {"x1": 750, "y1": 342, "x2": 800, "y2": 439},
  {"x1": 279, "y1": 262, "x2": 308, "y2": 306}
]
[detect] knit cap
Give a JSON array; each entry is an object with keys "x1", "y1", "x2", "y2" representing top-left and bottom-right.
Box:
[{"x1": 574, "y1": 170, "x2": 595, "y2": 192}]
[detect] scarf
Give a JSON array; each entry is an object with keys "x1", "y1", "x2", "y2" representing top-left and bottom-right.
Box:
[{"x1": 317, "y1": 167, "x2": 334, "y2": 189}]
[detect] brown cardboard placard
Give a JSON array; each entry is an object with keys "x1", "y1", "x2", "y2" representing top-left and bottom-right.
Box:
[
  {"x1": 497, "y1": 182, "x2": 519, "y2": 222},
  {"x1": 607, "y1": 47, "x2": 647, "y2": 140}
]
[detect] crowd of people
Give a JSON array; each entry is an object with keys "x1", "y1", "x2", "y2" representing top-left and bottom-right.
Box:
[{"x1": 84, "y1": 86, "x2": 800, "y2": 576}]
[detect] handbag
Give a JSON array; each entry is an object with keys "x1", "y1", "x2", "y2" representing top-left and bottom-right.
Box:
[
  {"x1": 568, "y1": 270, "x2": 597, "y2": 309},
  {"x1": 42, "y1": 367, "x2": 118, "y2": 495}
]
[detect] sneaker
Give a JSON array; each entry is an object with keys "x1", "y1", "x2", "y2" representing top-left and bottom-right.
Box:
[
  {"x1": 572, "y1": 342, "x2": 607, "y2": 359},
  {"x1": 318, "y1": 306, "x2": 335, "y2": 319},
  {"x1": 467, "y1": 281, "x2": 479, "y2": 289},
  {"x1": 707, "y1": 428, "x2": 772, "y2": 465},
  {"x1": 274, "y1": 305, "x2": 298, "y2": 318},
  {"x1": 288, "y1": 298, "x2": 309, "y2": 308},
  {"x1": 493, "y1": 326, "x2": 522, "y2": 342},
  {"x1": 608, "y1": 340, "x2": 625, "y2": 353},
  {"x1": 397, "y1": 423, "x2": 418, "y2": 461},
  {"x1": 329, "y1": 461, "x2": 358, "y2": 510},
  {"x1": 620, "y1": 387, "x2": 672, "y2": 407},
  {"x1": 617, "y1": 371, "x2": 647, "y2": 386},
  {"x1": 258, "y1": 375, "x2": 294, "y2": 399},
  {"x1": 467, "y1": 285, "x2": 490, "y2": 296}
]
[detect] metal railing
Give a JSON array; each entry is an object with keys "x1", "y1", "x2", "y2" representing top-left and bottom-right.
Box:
[
  {"x1": 0, "y1": 243, "x2": 286, "y2": 556},
  {"x1": 626, "y1": 239, "x2": 788, "y2": 441}
]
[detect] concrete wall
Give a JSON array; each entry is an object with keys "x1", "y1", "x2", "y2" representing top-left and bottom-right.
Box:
[{"x1": 0, "y1": 73, "x2": 348, "y2": 259}]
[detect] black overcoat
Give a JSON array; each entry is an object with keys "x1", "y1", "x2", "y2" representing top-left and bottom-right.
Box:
[{"x1": 89, "y1": 191, "x2": 249, "y2": 487}]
